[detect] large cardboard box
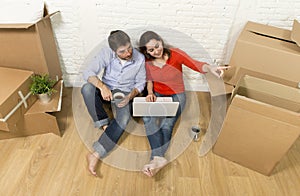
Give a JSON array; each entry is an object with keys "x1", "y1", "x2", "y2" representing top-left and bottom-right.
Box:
[
  {"x1": 0, "y1": 80, "x2": 65, "y2": 140},
  {"x1": 213, "y1": 20, "x2": 300, "y2": 175},
  {"x1": 0, "y1": 67, "x2": 36, "y2": 131},
  {"x1": 0, "y1": 6, "x2": 62, "y2": 80},
  {"x1": 225, "y1": 20, "x2": 300, "y2": 88},
  {"x1": 213, "y1": 75, "x2": 300, "y2": 175}
]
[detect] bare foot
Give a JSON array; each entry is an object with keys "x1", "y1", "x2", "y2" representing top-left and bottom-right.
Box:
[
  {"x1": 142, "y1": 156, "x2": 167, "y2": 177},
  {"x1": 86, "y1": 152, "x2": 100, "y2": 177},
  {"x1": 102, "y1": 125, "x2": 108, "y2": 131}
]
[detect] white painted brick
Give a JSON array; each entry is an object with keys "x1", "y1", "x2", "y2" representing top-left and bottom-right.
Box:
[{"x1": 44, "y1": 0, "x2": 300, "y2": 87}]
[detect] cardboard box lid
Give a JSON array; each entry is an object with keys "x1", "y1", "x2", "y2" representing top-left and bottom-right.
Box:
[
  {"x1": 245, "y1": 21, "x2": 293, "y2": 43},
  {"x1": 291, "y1": 20, "x2": 300, "y2": 47},
  {"x1": 240, "y1": 21, "x2": 300, "y2": 54},
  {"x1": 227, "y1": 21, "x2": 300, "y2": 88},
  {"x1": 0, "y1": 67, "x2": 33, "y2": 106}
]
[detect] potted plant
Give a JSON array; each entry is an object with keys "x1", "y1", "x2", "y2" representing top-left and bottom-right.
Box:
[{"x1": 30, "y1": 74, "x2": 57, "y2": 104}]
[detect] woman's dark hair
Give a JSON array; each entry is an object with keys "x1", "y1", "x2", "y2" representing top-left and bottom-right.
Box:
[
  {"x1": 108, "y1": 30, "x2": 131, "y2": 52},
  {"x1": 139, "y1": 31, "x2": 171, "y2": 60}
]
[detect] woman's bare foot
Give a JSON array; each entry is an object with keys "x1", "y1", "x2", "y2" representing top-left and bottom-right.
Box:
[
  {"x1": 142, "y1": 156, "x2": 167, "y2": 177},
  {"x1": 86, "y1": 152, "x2": 100, "y2": 177}
]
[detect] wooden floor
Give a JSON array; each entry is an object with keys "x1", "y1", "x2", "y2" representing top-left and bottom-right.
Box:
[{"x1": 0, "y1": 87, "x2": 300, "y2": 196}]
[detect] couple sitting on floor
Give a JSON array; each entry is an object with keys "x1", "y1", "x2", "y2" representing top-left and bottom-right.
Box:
[{"x1": 81, "y1": 30, "x2": 226, "y2": 177}]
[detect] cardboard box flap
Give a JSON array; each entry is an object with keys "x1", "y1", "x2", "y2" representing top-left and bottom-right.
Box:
[
  {"x1": 26, "y1": 80, "x2": 63, "y2": 114},
  {"x1": 231, "y1": 75, "x2": 300, "y2": 126},
  {"x1": 233, "y1": 75, "x2": 300, "y2": 108},
  {"x1": 241, "y1": 23, "x2": 300, "y2": 55},
  {"x1": 291, "y1": 20, "x2": 300, "y2": 47},
  {"x1": 0, "y1": 68, "x2": 33, "y2": 106},
  {"x1": 232, "y1": 95, "x2": 300, "y2": 128},
  {"x1": 227, "y1": 21, "x2": 300, "y2": 88},
  {"x1": 0, "y1": 11, "x2": 59, "y2": 29},
  {"x1": 0, "y1": 23, "x2": 34, "y2": 29},
  {"x1": 245, "y1": 21, "x2": 293, "y2": 43}
]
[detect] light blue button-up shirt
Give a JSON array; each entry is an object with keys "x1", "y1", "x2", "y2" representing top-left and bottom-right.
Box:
[{"x1": 83, "y1": 47, "x2": 146, "y2": 93}]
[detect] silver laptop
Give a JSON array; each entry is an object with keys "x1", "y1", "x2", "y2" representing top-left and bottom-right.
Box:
[{"x1": 133, "y1": 97, "x2": 179, "y2": 116}]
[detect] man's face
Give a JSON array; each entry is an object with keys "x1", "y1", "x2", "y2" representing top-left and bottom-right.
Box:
[{"x1": 116, "y1": 43, "x2": 133, "y2": 60}]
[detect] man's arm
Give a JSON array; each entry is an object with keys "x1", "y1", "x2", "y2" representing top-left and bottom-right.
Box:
[{"x1": 87, "y1": 76, "x2": 112, "y2": 101}]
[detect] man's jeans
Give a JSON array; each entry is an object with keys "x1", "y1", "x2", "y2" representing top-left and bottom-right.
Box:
[
  {"x1": 81, "y1": 83, "x2": 132, "y2": 158},
  {"x1": 143, "y1": 92, "x2": 186, "y2": 159}
]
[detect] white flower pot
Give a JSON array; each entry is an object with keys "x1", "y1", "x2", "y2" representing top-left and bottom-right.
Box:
[{"x1": 37, "y1": 93, "x2": 51, "y2": 104}]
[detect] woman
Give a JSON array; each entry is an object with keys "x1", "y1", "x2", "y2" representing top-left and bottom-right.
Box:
[{"x1": 139, "y1": 31, "x2": 227, "y2": 177}]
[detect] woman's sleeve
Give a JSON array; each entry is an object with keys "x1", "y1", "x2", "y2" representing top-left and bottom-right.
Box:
[{"x1": 174, "y1": 48, "x2": 207, "y2": 74}]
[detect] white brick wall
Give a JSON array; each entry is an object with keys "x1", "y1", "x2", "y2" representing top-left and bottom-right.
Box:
[{"x1": 45, "y1": 0, "x2": 300, "y2": 88}]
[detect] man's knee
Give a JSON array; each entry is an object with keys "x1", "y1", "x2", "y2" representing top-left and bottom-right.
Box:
[{"x1": 81, "y1": 83, "x2": 95, "y2": 97}]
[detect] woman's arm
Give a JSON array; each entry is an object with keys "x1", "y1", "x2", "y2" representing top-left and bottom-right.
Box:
[{"x1": 146, "y1": 81, "x2": 156, "y2": 102}]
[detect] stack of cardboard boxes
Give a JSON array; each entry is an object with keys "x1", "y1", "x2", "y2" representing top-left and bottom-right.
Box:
[
  {"x1": 0, "y1": 7, "x2": 64, "y2": 140},
  {"x1": 213, "y1": 20, "x2": 300, "y2": 175}
]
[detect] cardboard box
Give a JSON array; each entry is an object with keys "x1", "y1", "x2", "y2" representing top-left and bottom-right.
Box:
[
  {"x1": 0, "y1": 67, "x2": 36, "y2": 131},
  {"x1": 225, "y1": 20, "x2": 300, "y2": 88},
  {"x1": 213, "y1": 75, "x2": 300, "y2": 175},
  {"x1": 291, "y1": 19, "x2": 300, "y2": 47},
  {"x1": 0, "y1": 6, "x2": 62, "y2": 80},
  {"x1": 0, "y1": 80, "x2": 65, "y2": 140}
]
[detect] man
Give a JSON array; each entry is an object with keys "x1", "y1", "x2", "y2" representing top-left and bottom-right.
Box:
[{"x1": 81, "y1": 30, "x2": 146, "y2": 176}]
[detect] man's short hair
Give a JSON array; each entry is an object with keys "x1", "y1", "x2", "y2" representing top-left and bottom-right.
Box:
[{"x1": 108, "y1": 30, "x2": 131, "y2": 51}]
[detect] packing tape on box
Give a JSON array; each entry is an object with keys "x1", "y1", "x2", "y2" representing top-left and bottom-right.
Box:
[{"x1": 0, "y1": 91, "x2": 31, "y2": 122}]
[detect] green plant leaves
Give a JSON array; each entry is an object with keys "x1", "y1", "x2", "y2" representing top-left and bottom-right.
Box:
[{"x1": 29, "y1": 74, "x2": 57, "y2": 95}]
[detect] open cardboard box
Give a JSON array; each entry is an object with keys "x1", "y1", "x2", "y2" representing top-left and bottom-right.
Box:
[
  {"x1": 0, "y1": 67, "x2": 36, "y2": 132},
  {"x1": 0, "y1": 5, "x2": 62, "y2": 80},
  {"x1": 0, "y1": 5, "x2": 65, "y2": 140},
  {"x1": 0, "y1": 80, "x2": 64, "y2": 140},
  {"x1": 224, "y1": 20, "x2": 300, "y2": 88},
  {"x1": 213, "y1": 20, "x2": 300, "y2": 175},
  {"x1": 213, "y1": 75, "x2": 300, "y2": 175}
]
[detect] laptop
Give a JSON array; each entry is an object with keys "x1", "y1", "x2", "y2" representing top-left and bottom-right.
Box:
[{"x1": 133, "y1": 97, "x2": 179, "y2": 116}]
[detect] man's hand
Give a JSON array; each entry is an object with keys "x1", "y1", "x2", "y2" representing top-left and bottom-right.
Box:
[
  {"x1": 116, "y1": 95, "x2": 130, "y2": 107},
  {"x1": 101, "y1": 85, "x2": 112, "y2": 101}
]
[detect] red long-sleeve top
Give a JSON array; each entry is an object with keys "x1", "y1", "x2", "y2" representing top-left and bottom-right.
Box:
[{"x1": 146, "y1": 48, "x2": 206, "y2": 95}]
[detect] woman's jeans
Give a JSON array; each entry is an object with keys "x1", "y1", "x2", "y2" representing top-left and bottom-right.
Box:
[
  {"x1": 81, "y1": 83, "x2": 132, "y2": 158},
  {"x1": 143, "y1": 92, "x2": 186, "y2": 159}
]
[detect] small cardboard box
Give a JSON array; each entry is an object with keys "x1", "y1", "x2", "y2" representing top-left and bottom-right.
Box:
[
  {"x1": 225, "y1": 20, "x2": 300, "y2": 88},
  {"x1": 0, "y1": 6, "x2": 62, "y2": 80},
  {"x1": 213, "y1": 75, "x2": 300, "y2": 175},
  {"x1": 0, "y1": 67, "x2": 36, "y2": 131},
  {"x1": 0, "y1": 80, "x2": 65, "y2": 140}
]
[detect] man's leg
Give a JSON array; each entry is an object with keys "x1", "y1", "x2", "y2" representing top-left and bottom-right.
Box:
[
  {"x1": 81, "y1": 83, "x2": 110, "y2": 128},
  {"x1": 93, "y1": 101, "x2": 132, "y2": 157}
]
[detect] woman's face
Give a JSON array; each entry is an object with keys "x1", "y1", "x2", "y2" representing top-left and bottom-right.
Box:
[{"x1": 145, "y1": 39, "x2": 163, "y2": 59}]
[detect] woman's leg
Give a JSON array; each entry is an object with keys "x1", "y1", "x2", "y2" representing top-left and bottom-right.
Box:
[{"x1": 160, "y1": 92, "x2": 186, "y2": 156}]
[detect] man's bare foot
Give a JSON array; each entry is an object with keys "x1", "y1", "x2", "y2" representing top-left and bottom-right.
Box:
[
  {"x1": 86, "y1": 152, "x2": 100, "y2": 177},
  {"x1": 102, "y1": 125, "x2": 108, "y2": 131},
  {"x1": 142, "y1": 156, "x2": 167, "y2": 177}
]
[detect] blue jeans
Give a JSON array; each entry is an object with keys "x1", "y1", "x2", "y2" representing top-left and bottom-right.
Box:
[
  {"x1": 143, "y1": 92, "x2": 186, "y2": 159},
  {"x1": 81, "y1": 83, "x2": 132, "y2": 158}
]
